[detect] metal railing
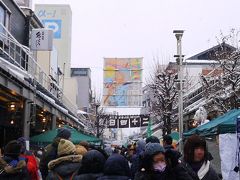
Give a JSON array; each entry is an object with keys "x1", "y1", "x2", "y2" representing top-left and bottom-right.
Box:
[{"x1": 0, "y1": 23, "x2": 80, "y2": 117}]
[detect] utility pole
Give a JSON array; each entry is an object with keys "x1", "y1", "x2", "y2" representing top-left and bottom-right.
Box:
[{"x1": 173, "y1": 30, "x2": 184, "y2": 153}]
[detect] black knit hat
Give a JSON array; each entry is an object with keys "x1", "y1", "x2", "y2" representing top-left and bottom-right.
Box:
[
  {"x1": 56, "y1": 128, "x2": 71, "y2": 139},
  {"x1": 146, "y1": 136, "x2": 160, "y2": 144},
  {"x1": 4, "y1": 140, "x2": 21, "y2": 157}
]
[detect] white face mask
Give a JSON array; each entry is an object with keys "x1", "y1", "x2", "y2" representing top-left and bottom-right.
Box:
[{"x1": 153, "y1": 162, "x2": 166, "y2": 172}]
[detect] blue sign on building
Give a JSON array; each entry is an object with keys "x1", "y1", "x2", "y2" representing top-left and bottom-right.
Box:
[{"x1": 42, "y1": 19, "x2": 62, "y2": 39}]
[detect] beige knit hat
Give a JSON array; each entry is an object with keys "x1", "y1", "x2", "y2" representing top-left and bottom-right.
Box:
[{"x1": 58, "y1": 139, "x2": 76, "y2": 156}]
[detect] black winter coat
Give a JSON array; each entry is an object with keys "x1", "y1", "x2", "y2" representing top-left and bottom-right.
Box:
[
  {"x1": 97, "y1": 175, "x2": 130, "y2": 180},
  {"x1": 182, "y1": 160, "x2": 220, "y2": 180},
  {"x1": 75, "y1": 150, "x2": 106, "y2": 180},
  {"x1": 97, "y1": 154, "x2": 131, "y2": 180},
  {"x1": 74, "y1": 173, "x2": 103, "y2": 180},
  {"x1": 40, "y1": 137, "x2": 61, "y2": 179},
  {"x1": 46, "y1": 155, "x2": 82, "y2": 180}
]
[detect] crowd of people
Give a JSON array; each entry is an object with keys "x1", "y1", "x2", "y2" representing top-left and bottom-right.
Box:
[{"x1": 0, "y1": 127, "x2": 221, "y2": 180}]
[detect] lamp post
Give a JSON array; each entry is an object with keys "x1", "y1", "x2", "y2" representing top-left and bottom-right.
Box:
[{"x1": 173, "y1": 30, "x2": 184, "y2": 152}]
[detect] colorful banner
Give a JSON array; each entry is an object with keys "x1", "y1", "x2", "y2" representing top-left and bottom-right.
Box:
[{"x1": 103, "y1": 58, "x2": 142, "y2": 107}]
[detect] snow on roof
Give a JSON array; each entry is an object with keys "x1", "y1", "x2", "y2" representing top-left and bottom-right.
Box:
[
  {"x1": 0, "y1": 57, "x2": 33, "y2": 80},
  {"x1": 183, "y1": 82, "x2": 202, "y2": 97},
  {"x1": 184, "y1": 98, "x2": 206, "y2": 114},
  {"x1": 77, "y1": 110, "x2": 89, "y2": 115},
  {"x1": 68, "y1": 114, "x2": 85, "y2": 127},
  {"x1": 185, "y1": 59, "x2": 218, "y2": 64},
  {"x1": 37, "y1": 90, "x2": 56, "y2": 104},
  {"x1": 37, "y1": 90, "x2": 86, "y2": 127}
]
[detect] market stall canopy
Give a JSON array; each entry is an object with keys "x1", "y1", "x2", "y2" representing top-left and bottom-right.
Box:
[
  {"x1": 30, "y1": 126, "x2": 101, "y2": 145},
  {"x1": 183, "y1": 109, "x2": 240, "y2": 137}
]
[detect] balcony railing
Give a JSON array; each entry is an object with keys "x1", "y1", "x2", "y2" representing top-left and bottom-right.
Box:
[{"x1": 0, "y1": 23, "x2": 80, "y2": 117}]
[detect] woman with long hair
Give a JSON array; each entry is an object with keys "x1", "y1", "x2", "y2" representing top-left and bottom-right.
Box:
[{"x1": 182, "y1": 135, "x2": 220, "y2": 180}]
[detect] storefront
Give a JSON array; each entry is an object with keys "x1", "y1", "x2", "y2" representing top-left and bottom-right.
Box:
[{"x1": 0, "y1": 85, "x2": 24, "y2": 147}]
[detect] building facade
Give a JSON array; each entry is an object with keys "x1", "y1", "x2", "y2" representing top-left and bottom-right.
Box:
[
  {"x1": 0, "y1": 1, "x2": 84, "y2": 148},
  {"x1": 71, "y1": 68, "x2": 92, "y2": 112},
  {"x1": 35, "y1": 4, "x2": 72, "y2": 80}
]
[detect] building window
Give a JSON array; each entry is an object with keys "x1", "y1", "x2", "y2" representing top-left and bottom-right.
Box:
[
  {"x1": 71, "y1": 69, "x2": 88, "y2": 76},
  {"x1": 0, "y1": 3, "x2": 11, "y2": 34}
]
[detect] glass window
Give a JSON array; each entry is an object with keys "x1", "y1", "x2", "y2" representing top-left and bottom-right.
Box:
[{"x1": 0, "y1": 6, "x2": 4, "y2": 33}]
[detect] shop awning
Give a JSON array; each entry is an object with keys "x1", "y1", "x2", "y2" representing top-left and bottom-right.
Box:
[
  {"x1": 183, "y1": 109, "x2": 240, "y2": 137},
  {"x1": 30, "y1": 126, "x2": 101, "y2": 145}
]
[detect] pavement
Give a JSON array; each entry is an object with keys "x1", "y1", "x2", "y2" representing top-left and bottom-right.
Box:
[{"x1": 206, "y1": 139, "x2": 221, "y2": 174}]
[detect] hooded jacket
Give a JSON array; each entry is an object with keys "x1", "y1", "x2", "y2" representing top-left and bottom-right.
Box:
[
  {"x1": 46, "y1": 154, "x2": 82, "y2": 180},
  {"x1": 74, "y1": 150, "x2": 106, "y2": 180},
  {"x1": 97, "y1": 154, "x2": 131, "y2": 180},
  {"x1": 131, "y1": 139, "x2": 146, "y2": 177}
]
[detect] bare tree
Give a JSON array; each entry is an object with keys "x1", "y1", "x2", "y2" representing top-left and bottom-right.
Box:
[
  {"x1": 148, "y1": 62, "x2": 178, "y2": 135},
  {"x1": 201, "y1": 29, "x2": 240, "y2": 112},
  {"x1": 90, "y1": 90, "x2": 109, "y2": 138}
]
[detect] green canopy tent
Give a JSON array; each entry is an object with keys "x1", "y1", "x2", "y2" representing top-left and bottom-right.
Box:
[
  {"x1": 169, "y1": 131, "x2": 180, "y2": 141},
  {"x1": 183, "y1": 109, "x2": 240, "y2": 137},
  {"x1": 30, "y1": 126, "x2": 101, "y2": 146}
]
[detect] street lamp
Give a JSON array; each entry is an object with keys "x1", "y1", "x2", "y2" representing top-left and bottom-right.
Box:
[{"x1": 173, "y1": 30, "x2": 184, "y2": 153}]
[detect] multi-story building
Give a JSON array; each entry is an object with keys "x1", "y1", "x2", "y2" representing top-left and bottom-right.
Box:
[
  {"x1": 35, "y1": 4, "x2": 72, "y2": 81},
  {"x1": 71, "y1": 68, "x2": 92, "y2": 112},
  {"x1": 0, "y1": 1, "x2": 84, "y2": 148},
  {"x1": 140, "y1": 44, "x2": 235, "y2": 135}
]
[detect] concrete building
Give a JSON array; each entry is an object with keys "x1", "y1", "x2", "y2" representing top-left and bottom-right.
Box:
[
  {"x1": 0, "y1": 1, "x2": 84, "y2": 148},
  {"x1": 35, "y1": 4, "x2": 72, "y2": 83},
  {"x1": 71, "y1": 68, "x2": 92, "y2": 112}
]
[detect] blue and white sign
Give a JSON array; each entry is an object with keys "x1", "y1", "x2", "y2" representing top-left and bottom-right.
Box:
[{"x1": 42, "y1": 19, "x2": 62, "y2": 39}]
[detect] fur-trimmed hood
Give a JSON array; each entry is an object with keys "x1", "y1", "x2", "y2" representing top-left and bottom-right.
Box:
[
  {"x1": 47, "y1": 155, "x2": 82, "y2": 179},
  {"x1": 48, "y1": 154, "x2": 82, "y2": 170}
]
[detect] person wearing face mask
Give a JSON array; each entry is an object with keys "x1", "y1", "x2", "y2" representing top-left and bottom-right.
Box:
[
  {"x1": 182, "y1": 135, "x2": 220, "y2": 180},
  {"x1": 134, "y1": 143, "x2": 193, "y2": 180}
]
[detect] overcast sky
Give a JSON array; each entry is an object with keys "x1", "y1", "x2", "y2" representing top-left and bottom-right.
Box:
[
  {"x1": 32, "y1": 0, "x2": 239, "y2": 96},
  {"x1": 32, "y1": 0, "x2": 239, "y2": 136}
]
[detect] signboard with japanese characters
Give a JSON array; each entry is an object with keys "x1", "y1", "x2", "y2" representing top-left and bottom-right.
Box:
[
  {"x1": 119, "y1": 116, "x2": 130, "y2": 128},
  {"x1": 107, "y1": 116, "x2": 118, "y2": 128},
  {"x1": 130, "y1": 116, "x2": 141, "y2": 128},
  {"x1": 106, "y1": 114, "x2": 149, "y2": 128},
  {"x1": 140, "y1": 115, "x2": 150, "y2": 127},
  {"x1": 31, "y1": 29, "x2": 53, "y2": 51}
]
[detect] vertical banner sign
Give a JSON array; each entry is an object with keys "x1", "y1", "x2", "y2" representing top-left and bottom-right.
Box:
[
  {"x1": 119, "y1": 115, "x2": 130, "y2": 128},
  {"x1": 141, "y1": 115, "x2": 150, "y2": 127},
  {"x1": 108, "y1": 116, "x2": 118, "y2": 128},
  {"x1": 130, "y1": 116, "x2": 141, "y2": 128},
  {"x1": 237, "y1": 116, "x2": 240, "y2": 171}
]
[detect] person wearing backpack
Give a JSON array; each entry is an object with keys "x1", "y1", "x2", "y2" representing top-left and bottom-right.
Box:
[
  {"x1": 17, "y1": 137, "x2": 40, "y2": 180},
  {"x1": 46, "y1": 139, "x2": 82, "y2": 180}
]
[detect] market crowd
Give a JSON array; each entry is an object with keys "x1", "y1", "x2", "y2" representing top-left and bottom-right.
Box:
[{"x1": 0, "y1": 127, "x2": 221, "y2": 180}]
